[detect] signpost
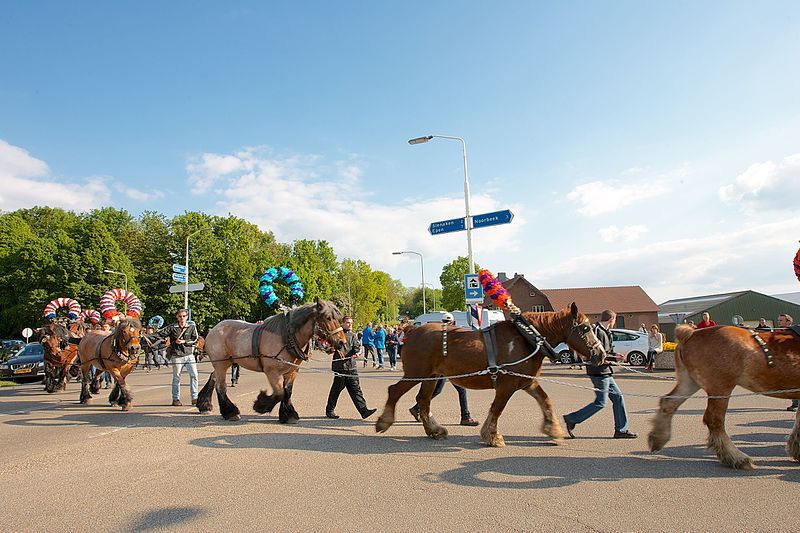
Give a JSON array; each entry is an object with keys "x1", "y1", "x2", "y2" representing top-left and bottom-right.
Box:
[
  {"x1": 428, "y1": 217, "x2": 466, "y2": 235},
  {"x1": 172, "y1": 272, "x2": 187, "y2": 283},
  {"x1": 472, "y1": 209, "x2": 514, "y2": 229},
  {"x1": 464, "y1": 274, "x2": 484, "y2": 304},
  {"x1": 172, "y1": 264, "x2": 187, "y2": 274},
  {"x1": 169, "y1": 283, "x2": 204, "y2": 294},
  {"x1": 22, "y1": 327, "x2": 33, "y2": 344}
]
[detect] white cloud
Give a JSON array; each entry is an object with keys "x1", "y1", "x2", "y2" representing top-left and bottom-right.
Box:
[
  {"x1": 123, "y1": 188, "x2": 165, "y2": 202},
  {"x1": 566, "y1": 178, "x2": 669, "y2": 216},
  {"x1": 598, "y1": 224, "x2": 649, "y2": 243},
  {"x1": 187, "y1": 147, "x2": 525, "y2": 273},
  {"x1": 534, "y1": 217, "x2": 800, "y2": 304},
  {"x1": 186, "y1": 153, "x2": 246, "y2": 193},
  {"x1": 0, "y1": 139, "x2": 111, "y2": 211},
  {"x1": 719, "y1": 153, "x2": 800, "y2": 210}
]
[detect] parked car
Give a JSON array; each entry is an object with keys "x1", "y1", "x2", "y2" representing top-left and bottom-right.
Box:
[
  {"x1": 551, "y1": 328, "x2": 649, "y2": 366},
  {"x1": 0, "y1": 339, "x2": 26, "y2": 361},
  {"x1": 413, "y1": 309, "x2": 505, "y2": 329},
  {"x1": 0, "y1": 342, "x2": 45, "y2": 381}
]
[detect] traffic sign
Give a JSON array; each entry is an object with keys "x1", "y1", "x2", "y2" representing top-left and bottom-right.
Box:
[
  {"x1": 464, "y1": 273, "x2": 484, "y2": 304},
  {"x1": 22, "y1": 327, "x2": 33, "y2": 342},
  {"x1": 428, "y1": 217, "x2": 466, "y2": 235},
  {"x1": 169, "y1": 283, "x2": 205, "y2": 294},
  {"x1": 472, "y1": 209, "x2": 514, "y2": 229},
  {"x1": 172, "y1": 264, "x2": 187, "y2": 274},
  {"x1": 172, "y1": 272, "x2": 187, "y2": 283}
]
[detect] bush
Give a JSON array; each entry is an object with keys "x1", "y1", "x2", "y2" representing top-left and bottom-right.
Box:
[{"x1": 663, "y1": 341, "x2": 677, "y2": 352}]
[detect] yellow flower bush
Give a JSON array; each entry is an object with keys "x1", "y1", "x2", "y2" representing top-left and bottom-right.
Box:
[{"x1": 663, "y1": 341, "x2": 677, "y2": 352}]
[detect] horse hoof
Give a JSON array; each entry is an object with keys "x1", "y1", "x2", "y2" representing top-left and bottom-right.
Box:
[
  {"x1": 648, "y1": 432, "x2": 666, "y2": 453},
  {"x1": 121, "y1": 404, "x2": 132, "y2": 411},
  {"x1": 487, "y1": 434, "x2": 506, "y2": 447},
  {"x1": 227, "y1": 414, "x2": 241, "y2": 422},
  {"x1": 375, "y1": 416, "x2": 393, "y2": 433},
  {"x1": 199, "y1": 410, "x2": 213, "y2": 415},
  {"x1": 283, "y1": 417, "x2": 300, "y2": 425}
]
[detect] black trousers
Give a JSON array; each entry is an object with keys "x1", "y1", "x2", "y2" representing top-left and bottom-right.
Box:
[{"x1": 326, "y1": 373, "x2": 368, "y2": 415}]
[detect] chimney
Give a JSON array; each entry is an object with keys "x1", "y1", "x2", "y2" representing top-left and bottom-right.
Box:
[{"x1": 498, "y1": 272, "x2": 508, "y2": 282}]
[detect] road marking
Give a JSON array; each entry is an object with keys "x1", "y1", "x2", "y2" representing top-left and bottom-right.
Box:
[{"x1": 90, "y1": 424, "x2": 139, "y2": 438}]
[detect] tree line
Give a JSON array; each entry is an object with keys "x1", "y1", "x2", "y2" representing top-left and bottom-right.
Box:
[{"x1": 0, "y1": 207, "x2": 472, "y2": 337}]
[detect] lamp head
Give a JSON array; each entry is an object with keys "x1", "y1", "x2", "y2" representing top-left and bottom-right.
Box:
[{"x1": 408, "y1": 136, "x2": 433, "y2": 145}]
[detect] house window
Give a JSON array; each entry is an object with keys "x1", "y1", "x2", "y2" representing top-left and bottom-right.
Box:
[{"x1": 531, "y1": 305, "x2": 545, "y2": 312}]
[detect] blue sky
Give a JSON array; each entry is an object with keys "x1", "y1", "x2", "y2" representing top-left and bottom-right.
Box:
[{"x1": 2, "y1": 1, "x2": 800, "y2": 304}]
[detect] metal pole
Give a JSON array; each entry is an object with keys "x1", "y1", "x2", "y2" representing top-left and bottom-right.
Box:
[
  {"x1": 419, "y1": 253, "x2": 426, "y2": 314},
  {"x1": 184, "y1": 236, "x2": 190, "y2": 310}
]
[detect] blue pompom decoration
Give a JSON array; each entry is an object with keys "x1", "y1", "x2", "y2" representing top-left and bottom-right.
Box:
[
  {"x1": 259, "y1": 266, "x2": 305, "y2": 309},
  {"x1": 67, "y1": 312, "x2": 79, "y2": 319}
]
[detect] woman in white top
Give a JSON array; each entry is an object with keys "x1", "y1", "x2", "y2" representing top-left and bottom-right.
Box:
[{"x1": 646, "y1": 324, "x2": 663, "y2": 372}]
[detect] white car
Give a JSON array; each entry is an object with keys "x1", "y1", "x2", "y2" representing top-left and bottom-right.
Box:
[{"x1": 553, "y1": 328, "x2": 650, "y2": 366}]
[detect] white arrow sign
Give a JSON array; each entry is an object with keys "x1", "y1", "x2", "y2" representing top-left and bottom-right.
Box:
[{"x1": 169, "y1": 283, "x2": 205, "y2": 293}]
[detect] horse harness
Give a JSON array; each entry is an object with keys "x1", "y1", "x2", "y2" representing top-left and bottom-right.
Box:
[
  {"x1": 250, "y1": 310, "x2": 311, "y2": 372},
  {"x1": 746, "y1": 325, "x2": 800, "y2": 368}
]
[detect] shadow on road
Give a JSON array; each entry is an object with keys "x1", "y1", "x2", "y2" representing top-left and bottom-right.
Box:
[
  {"x1": 433, "y1": 452, "x2": 800, "y2": 490},
  {"x1": 123, "y1": 506, "x2": 205, "y2": 532}
]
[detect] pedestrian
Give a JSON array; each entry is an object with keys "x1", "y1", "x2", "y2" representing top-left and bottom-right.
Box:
[
  {"x1": 778, "y1": 314, "x2": 799, "y2": 411},
  {"x1": 325, "y1": 316, "x2": 377, "y2": 420},
  {"x1": 645, "y1": 324, "x2": 663, "y2": 372},
  {"x1": 386, "y1": 327, "x2": 399, "y2": 370},
  {"x1": 686, "y1": 320, "x2": 696, "y2": 328},
  {"x1": 150, "y1": 309, "x2": 199, "y2": 406},
  {"x1": 696, "y1": 312, "x2": 717, "y2": 329},
  {"x1": 408, "y1": 312, "x2": 479, "y2": 426},
  {"x1": 755, "y1": 318, "x2": 771, "y2": 331},
  {"x1": 361, "y1": 322, "x2": 375, "y2": 367},
  {"x1": 141, "y1": 326, "x2": 157, "y2": 371},
  {"x1": 373, "y1": 324, "x2": 386, "y2": 369},
  {"x1": 231, "y1": 363, "x2": 240, "y2": 387},
  {"x1": 639, "y1": 323, "x2": 647, "y2": 333},
  {"x1": 396, "y1": 326, "x2": 405, "y2": 359},
  {"x1": 562, "y1": 309, "x2": 638, "y2": 439}
]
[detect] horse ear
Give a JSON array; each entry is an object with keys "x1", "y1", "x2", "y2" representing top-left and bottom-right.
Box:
[
  {"x1": 315, "y1": 297, "x2": 323, "y2": 311},
  {"x1": 570, "y1": 302, "x2": 578, "y2": 318}
]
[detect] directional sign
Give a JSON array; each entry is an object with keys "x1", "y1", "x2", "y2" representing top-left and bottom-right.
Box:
[
  {"x1": 429, "y1": 217, "x2": 466, "y2": 235},
  {"x1": 472, "y1": 209, "x2": 514, "y2": 229},
  {"x1": 169, "y1": 283, "x2": 205, "y2": 294},
  {"x1": 172, "y1": 272, "x2": 187, "y2": 283},
  {"x1": 464, "y1": 273, "x2": 484, "y2": 304},
  {"x1": 22, "y1": 327, "x2": 33, "y2": 342},
  {"x1": 172, "y1": 264, "x2": 187, "y2": 274}
]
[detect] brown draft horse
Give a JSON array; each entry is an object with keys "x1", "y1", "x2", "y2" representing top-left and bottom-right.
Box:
[
  {"x1": 650, "y1": 325, "x2": 800, "y2": 469},
  {"x1": 76, "y1": 317, "x2": 143, "y2": 410},
  {"x1": 197, "y1": 299, "x2": 346, "y2": 422},
  {"x1": 38, "y1": 321, "x2": 86, "y2": 393},
  {"x1": 375, "y1": 304, "x2": 606, "y2": 446}
]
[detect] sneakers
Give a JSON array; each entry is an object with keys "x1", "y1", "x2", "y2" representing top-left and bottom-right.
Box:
[
  {"x1": 460, "y1": 417, "x2": 479, "y2": 426},
  {"x1": 613, "y1": 430, "x2": 638, "y2": 439},
  {"x1": 172, "y1": 399, "x2": 182, "y2": 407},
  {"x1": 563, "y1": 415, "x2": 576, "y2": 439},
  {"x1": 409, "y1": 406, "x2": 420, "y2": 422},
  {"x1": 787, "y1": 406, "x2": 797, "y2": 412},
  {"x1": 325, "y1": 411, "x2": 340, "y2": 419},
  {"x1": 361, "y1": 408, "x2": 377, "y2": 419}
]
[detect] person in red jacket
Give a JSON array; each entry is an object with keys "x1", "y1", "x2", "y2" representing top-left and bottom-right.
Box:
[{"x1": 696, "y1": 312, "x2": 717, "y2": 329}]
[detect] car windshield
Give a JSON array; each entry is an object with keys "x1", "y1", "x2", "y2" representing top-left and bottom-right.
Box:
[{"x1": 16, "y1": 344, "x2": 43, "y2": 357}]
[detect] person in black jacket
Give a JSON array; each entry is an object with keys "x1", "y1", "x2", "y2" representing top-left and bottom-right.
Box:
[
  {"x1": 325, "y1": 316, "x2": 377, "y2": 420},
  {"x1": 150, "y1": 309, "x2": 199, "y2": 407},
  {"x1": 563, "y1": 309, "x2": 637, "y2": 439}
]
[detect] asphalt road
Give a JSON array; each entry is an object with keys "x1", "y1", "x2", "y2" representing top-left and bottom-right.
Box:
[{"x1": 1, "y1": 355, "x2": 799, "y2": 532}]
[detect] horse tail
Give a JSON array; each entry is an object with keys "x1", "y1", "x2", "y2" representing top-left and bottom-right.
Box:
[{"x1": 673, "y1": 325, "x2": 696, "y2": 368}]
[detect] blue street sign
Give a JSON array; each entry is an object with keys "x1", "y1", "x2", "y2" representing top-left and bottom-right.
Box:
[
  {"x1": 172, "y1": 272, "x2": 187, "y2": 283},
  {"x1": 428, "y1": 217, "x2": 466, "y2": 235},
  {"x1": 464, "y1": 273, "x2": 483, "y2": 304},
  {"x1": 472, "y1": 209, "x2": 514, "y2": 229},
  {"x1": 172, "y1": 264, "x2": 187, "y2": 274}
]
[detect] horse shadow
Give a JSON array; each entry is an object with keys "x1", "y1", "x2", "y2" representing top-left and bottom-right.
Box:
[
  {"x1": 433, "y1": 452, "x2": 800, "y2": 490},
  {"x1": 122, "y1": 506, "x2": 205, "y2": 532}
]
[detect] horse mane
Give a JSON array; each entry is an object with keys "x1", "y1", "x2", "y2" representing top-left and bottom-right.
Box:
[
  {"x1": 520, "y1": 307, "x2": 577, "y2": 339},
  {"x1": 261, "y1": 299, "x2": 342, "y2": 337},
  {"x1": 112, "y1": 317, "x2": 142, "y2": 345},
  {"x1": 39, "y1": 322, "x2": 69, "y2": 341}
]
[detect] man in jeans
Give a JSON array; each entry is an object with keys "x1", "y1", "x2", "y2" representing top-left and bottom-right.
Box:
[
  {"x1": 151, "y1": 309, "x2": 199, "y2": 406},
  {"x1": 361, "y1": 322, "x2": 375, "y2": 367},
  {"x1": 563, "y1": 309, "x2": 637, "y2": 439}
]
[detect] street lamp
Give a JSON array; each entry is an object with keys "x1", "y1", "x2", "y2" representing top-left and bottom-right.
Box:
[
  {"x1": 185, "y1": 228, "x2": 212, "y2": 310},
  {"x1": 103, "y1": 269, "x2": 128, "y2": 292},
  {"x1": 408, "y1": 134, "x2": 475, "y2": 274},
  {"x1": 392, "y1": 250, "x2": 425, "y2": 314},
  {"x1": 423, "y1": 283, "x2": 437, "y2": 310}
]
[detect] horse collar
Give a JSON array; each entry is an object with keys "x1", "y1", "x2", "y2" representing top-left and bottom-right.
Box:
[{"x1": 747, "y1": 328, "x2": 774, "y2": 368}]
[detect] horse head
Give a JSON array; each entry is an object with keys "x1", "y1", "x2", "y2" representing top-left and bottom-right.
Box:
[
  {"x1": 313, "y1": 298, "x2": 347, "y2": 352},
  {"x1": 560, "y1": 302, "x2": 606, "y2": 366},
  {"x1": 38, "y1": 322, "x2": 69, "y2": 358},
  {"x1": 113, "y1": 317, "x2": 142, "y2": 354}
]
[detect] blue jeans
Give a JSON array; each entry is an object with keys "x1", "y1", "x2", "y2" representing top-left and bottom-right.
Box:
[
  {"x1": 387, "y1": 346, "x2": 397, "y2": 368},
  {"x1": 172, "y1": 354, "x2": 198, "y2": 401},
  {"x1": 375, "y1": 347, "x2": 384, "y2": 368},
  {"x1": 564, "y1": 375, "x2": 629, "y2": 433}
]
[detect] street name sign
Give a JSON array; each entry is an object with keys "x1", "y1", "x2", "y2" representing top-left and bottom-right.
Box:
[
  {"x1": 428, "y1": 217, "x2": 466, "y2": 235},
  {"x1": 464, "y1": 273, "x2": 484, "y2": 304},
  {"x1": 472, "y1": 209, "x2": 514, "y2": 229},
  {"x1": 172, "y1": 272, "x2": 187, "y2": 283},
  {"x1": 172, "y1": 264, "x2": 187, "y2": 274},
  {"x1": 169, "y1": 283, "x2": 205, "y2": 294}
]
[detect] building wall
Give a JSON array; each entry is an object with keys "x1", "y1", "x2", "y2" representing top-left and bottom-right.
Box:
[{"x1": 482, "y1": 277, "x2": 554, "y2": 313}]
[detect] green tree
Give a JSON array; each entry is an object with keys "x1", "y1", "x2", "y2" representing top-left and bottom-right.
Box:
[{"x1": 439, "y1": 256, "x2": 481, "y2": 311}]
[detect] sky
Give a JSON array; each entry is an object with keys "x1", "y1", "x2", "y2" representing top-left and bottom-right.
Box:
[{"x1": 1, "y1": 1, "x2": 800, "y2": 304}]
